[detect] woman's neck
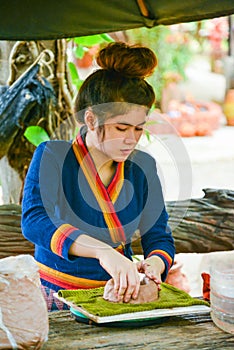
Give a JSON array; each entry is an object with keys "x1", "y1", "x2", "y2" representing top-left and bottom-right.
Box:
[{"x1": 85, "y1": 131, "x2": 115, "y2": 186}]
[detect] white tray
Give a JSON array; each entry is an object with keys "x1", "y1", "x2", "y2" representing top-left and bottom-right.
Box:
[{"x1": 54, "y1": 293, "x2": 210, "y2": 324}]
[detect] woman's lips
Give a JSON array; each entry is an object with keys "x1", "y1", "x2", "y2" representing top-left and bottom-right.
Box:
[{"x1": 121, "y1": 149, "x2": 133, "y2": 156}]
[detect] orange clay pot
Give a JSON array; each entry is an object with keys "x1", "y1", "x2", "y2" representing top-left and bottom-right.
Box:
[
  {"x1": 146, "y1": 101, "x2": 222, "y2": 137},
  {"x1": 165, "y1": 260, "x2": 190, "y2": 293},
  {"x1": 76, "y1": 51, "x2": 93, "y2": 68}
]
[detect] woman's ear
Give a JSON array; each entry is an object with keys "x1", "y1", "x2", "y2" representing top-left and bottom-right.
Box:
[{"x1": 84, "y1": 109, "x2": 97, "y2": 131}]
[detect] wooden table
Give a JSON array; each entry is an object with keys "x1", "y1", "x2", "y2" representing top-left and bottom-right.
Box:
[{"x1": 42, "y1": 310, "x2": 234, "y2": 349}]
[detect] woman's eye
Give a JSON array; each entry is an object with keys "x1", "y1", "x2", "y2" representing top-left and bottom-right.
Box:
[
  {"x1": 115, "y1": 126, "x2": 144, "y2": 132},
  {"x1": 135, "y1": 127, "x2": 143, "y2": 131},
  {"x1": 116, "y1": 127, "x2": 127, "y2": 132}
]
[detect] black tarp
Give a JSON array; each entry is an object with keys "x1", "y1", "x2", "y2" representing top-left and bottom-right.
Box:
[
  {"x1": 0, "y1": 0, "x2": 234, "y2": 40},
  {"x1": 0, "y1": 63, "x2": 55, "y2": 159}
]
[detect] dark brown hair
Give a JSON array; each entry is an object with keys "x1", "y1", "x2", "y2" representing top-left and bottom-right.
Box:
[{"x1": 74, "y1": 42, "x2": 157, "y2": 124}]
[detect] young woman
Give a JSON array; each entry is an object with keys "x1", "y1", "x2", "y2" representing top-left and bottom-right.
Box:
[{"x1": 21, "y1": 42, "x2": 175, "y2": 311}]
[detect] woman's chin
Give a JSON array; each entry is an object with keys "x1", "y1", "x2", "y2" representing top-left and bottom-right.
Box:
[
  {"x1": 113, "y1": 155, "x2": 130, "y2": 162},
  {"x1": 113, "y1": 150, "x2": 133, "y2": 162}
]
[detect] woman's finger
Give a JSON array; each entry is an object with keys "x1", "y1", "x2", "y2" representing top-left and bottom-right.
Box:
[
  {"x1": 123, "y1": 282, "x2": 135, "y2": 303},
  {"x1": 131, "y1": 272, "x2": 141, "y2": 300},
  {"x1": 136, "y1": 260, "x2": 146, "y2": 272},
  {"x1": 113, "y1": 272, "x2": 121, "y2": 298},
  {"x1": 123, "y1": 270, "x2": 140, "y2": 302},
  {"x1": 118, "y1": 273, "x2": 127, "y2": 302}
]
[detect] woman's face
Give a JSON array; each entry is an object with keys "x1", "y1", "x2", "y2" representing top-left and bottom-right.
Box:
[{"x1": 97, "y1": 106, "x2": 147, "y2": 162}]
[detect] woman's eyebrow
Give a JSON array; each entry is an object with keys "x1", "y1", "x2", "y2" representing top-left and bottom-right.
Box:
[{"x1": 116, "y1": 121, "x2": 146, "y2": 126}]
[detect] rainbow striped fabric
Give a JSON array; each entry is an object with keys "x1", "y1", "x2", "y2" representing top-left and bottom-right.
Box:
[{"x1": 72, "y1": 132, "x2": 126, "y2": 244}]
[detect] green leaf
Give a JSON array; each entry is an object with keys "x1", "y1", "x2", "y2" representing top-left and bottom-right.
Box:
[
  {"x1": 73, "y1": 45, "x2": 86, "y2": 59},
  {"x1": 68, "y1": 62, "x2": 84, "y2": 90},
  {"x1": 72, "y1": 126, "x2": 80, "y2": 139},
  {"x1": 144, "y1": 129, "x2": 151, "y2": 142},
  {"x1": 73, "y1": 33, "x2": 113, "y2": 46},
  {"x1": 145, "y1": 120, "x2": 158, "y2": 126},
  {"x1": 100, "y1": 33, "x2": 115, "y2": 42},
  {"x1": 68, "y1": 62, "x2": 80, "y2": 83},
  {"x1": 24, "y1": 126, "x2": 50, "y2": 147}
]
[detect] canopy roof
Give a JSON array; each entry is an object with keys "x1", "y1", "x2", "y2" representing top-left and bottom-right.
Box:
[{"x1": 1, "y1": 0, "x2": 234, "y2": 40}]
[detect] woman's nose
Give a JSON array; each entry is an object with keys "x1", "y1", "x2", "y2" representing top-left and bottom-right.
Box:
[{"x1": 124, "y1": 129, "x2": 138, "y2": 144}]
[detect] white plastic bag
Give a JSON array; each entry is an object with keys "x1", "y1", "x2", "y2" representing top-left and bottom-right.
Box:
[{"x1": 0, "y1": 255, "x2": 48, "y2": 349}]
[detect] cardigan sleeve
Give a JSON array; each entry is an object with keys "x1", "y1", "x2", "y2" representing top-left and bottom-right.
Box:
[
  {"x1": 21, "y1": 141, "x2": 86, "y2": 261},
  {"x1": 138, "y1": 155, "x2": 175, "y2": 281}
]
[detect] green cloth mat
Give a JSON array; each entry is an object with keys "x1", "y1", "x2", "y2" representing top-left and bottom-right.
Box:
[{"x1": 58, "y1": 283, "x2": 209, "y2": 317}]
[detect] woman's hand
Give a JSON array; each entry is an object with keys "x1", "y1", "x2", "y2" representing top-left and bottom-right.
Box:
[
  {"x1": 69, "y1": 234, "x2": 140, "y2": 302},
  {"x1": 98, "y1": 248, "x2": 140, "y2": 303},
  {"x1": 136, "y1": 256, "x2": 165, "y2": 289}
]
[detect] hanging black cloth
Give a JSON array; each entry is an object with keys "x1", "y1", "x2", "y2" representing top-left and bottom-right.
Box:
[{"x1": 0, "y1": 63, "x2": 55, "y2": 159}]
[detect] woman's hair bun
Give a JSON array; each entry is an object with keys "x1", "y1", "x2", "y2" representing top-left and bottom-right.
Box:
[{"x1": 96, "y1": 42, "x2": 157, "y2": 79}]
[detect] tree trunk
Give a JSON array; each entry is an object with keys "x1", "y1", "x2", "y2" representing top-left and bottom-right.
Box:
[
  {"x1": 0, "y1": 189, "x2": 233, "y2": 259},
  {"x1": 132, "y1": 188, "x2": 234, "y2": 254},
  {"x1": 0, "y1": 41, "x2": 22, "y2": 203},
  {"x1": 0, "y1": 157, "x2": 21, "y2": 204}
]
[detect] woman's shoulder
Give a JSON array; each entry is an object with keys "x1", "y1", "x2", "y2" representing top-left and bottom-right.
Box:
[
  {"x1": 125, "y1": 149, "x2": 157, "y2": 177},
  {"x1": 36, "y1": 139, "x2": 72, "y2": 154},
  {"x1": 32, "y1": 140, "x2": 74, "y2": 165},
  {"x1": 130, "y1": 148, "x2": 156, "y2": 166},
  {"x1": 38, "y1": 139, "x2": 72, "y2": 149}
]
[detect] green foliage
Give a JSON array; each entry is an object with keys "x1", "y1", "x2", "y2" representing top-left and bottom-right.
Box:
[
  {"x1": 24, "y1": 126, "x2": 50, "y2": 147},
  {"x1": 127, "y1": 25, "x2": 194, "y2": 107},
  {"x1": 68, "y1": 33, "x2": 114, "y2": 92},
  {"x1": 68, "y1": 61, "x2": 83, "y2": 90},
  {"x1": 73, "y1": 45, "x2": 87, "y2": 59},
  {"x1": 24, "y1": 33, "x2": 113, "y2": 147},
  {"x1": 73, "y1": 33, "x2": 113, "y2": 54}
]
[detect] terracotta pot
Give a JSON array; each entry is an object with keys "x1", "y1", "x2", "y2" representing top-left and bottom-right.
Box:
[
  {"x1": 223, "y1": 89, "x2": 234, "y2": 126},
  {"x1": 165, "y1": 260, "x2": 190, "y2": 293},
  {"x1": 76, "y1": 51, "x2": 93, "y2": 68},
  {"x1": 147, "y1": 100, "x2": 222, "y2": 137}
]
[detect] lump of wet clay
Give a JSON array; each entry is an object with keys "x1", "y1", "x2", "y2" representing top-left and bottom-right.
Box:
[
  {"x1": 0, "y1": 254, "x2": 49, "y2": 349},
  {"x1": 103, "y1": 275, "x2": 159, "y2": 304}
]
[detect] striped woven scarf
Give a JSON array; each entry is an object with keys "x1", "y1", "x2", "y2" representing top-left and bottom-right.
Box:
[{"x1": 72, "y1": 131, "x2": 126, "y2": 245}]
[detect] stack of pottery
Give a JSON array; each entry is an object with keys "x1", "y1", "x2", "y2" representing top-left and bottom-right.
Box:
[{"x1": 165, "y1": 260, "x2": 190, "y2": 293}]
